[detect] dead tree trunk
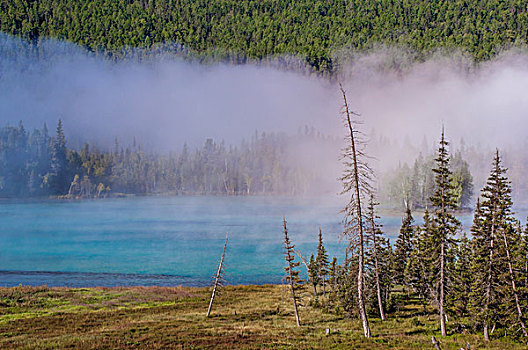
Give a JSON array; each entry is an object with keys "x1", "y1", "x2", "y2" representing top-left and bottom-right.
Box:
[
  {"x1": 284, "y1": 217, "x2": 301, "y2": 327},
  {"x1": 501, "y1": 229, "x2": 528, "y2": 337},
  {"x1": 293, "y1": 249, "x2": 316, "y2": 299},
  {"x1": 432, "y1": 336, "x2": 442, "y2": 350},
  {"x1": 368, "y1": 194, "x2": 385, "y2": 321},
  {"x1": 371, "y1": 222, "x2": 385, "y2": 320},
  {"x1": 340, "y1": 84, "x2": 371, "y2": 338},
  {"x1": 206, "y1": 232, "x2": 228, "y2": 317},
  {"x1": 484, "y1": 222, "x2": 495, "y2": 341}
]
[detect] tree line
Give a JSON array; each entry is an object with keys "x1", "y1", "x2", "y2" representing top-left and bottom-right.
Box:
[
  {"x1": 2, "y1": 0, "x2": 528, "y2": 73},
  {"x1": 383, "y1": 150, "x2": 474, "y2": 209},
  {"x1": 0, "y1": 120, "x2": 329, "y2": 198},
  {"x1": 281, "y1": 89, "x2": 528, "y2": 345}
]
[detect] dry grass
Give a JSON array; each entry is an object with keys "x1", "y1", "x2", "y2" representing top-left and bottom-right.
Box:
[{"x1": 0, "y1": 284, "x2": 524, "y2": 349}]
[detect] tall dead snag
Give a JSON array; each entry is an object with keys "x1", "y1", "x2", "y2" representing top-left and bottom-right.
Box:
[
  {"x1": 283, "y1": 215, "x2": 303, "y2": 326},
  {"x1": 339, "y1": 83, "x2": 372, "y2": 338},
  {"x1": 206, "y1": 232, "x2": 228, "y2": 317},
  {"x1": 366, "y1": 193, "x2": 386, "y2": 321}
]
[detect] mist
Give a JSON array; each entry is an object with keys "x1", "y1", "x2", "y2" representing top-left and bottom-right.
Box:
[
  {"x1": 2, "y1": 34, "x2": 528, "y2": 202},
  {"x1": 0, "y1": 34, "x2": 338, "y2": 150}
]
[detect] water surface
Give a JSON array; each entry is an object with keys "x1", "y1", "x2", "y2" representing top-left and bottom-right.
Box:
[{"x1": 0, "y1": 196, "x2": 521, "y2": 287}]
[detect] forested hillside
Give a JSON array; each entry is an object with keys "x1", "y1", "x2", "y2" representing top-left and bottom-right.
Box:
[{"x1": 1, "y1": 0, "x2": 528, "y2": 73}]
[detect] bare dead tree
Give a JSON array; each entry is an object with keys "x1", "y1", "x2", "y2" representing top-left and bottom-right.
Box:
[
  {"x1": 283, "y1": 216, "x2": 303, "y2": 326},
  {"x1": 432, "y1": 336, "x2": 442, "y2": 350},
  {"x1": 339, "y1": 83, "x2": 373, "y2": 338},
  {"x1": 500, "y1": 228, "x2": 528, "y2": 337},
  {"x1": 206, "y1": 232, "x2": 228, "y2": 317}
]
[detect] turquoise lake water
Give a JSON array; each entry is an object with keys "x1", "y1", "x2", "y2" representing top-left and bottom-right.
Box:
[{"x1": 0, "y1": 196, "x2": 518, "y2": 287}]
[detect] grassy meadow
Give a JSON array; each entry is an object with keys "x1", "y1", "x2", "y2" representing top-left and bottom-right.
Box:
[{"x1": 0, "y1": 284, "x2": 523, "y2": 349}]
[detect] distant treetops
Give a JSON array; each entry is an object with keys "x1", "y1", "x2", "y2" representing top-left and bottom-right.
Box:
[{"x1": 0, "y1": 120, "x2": 324, "y2": 198}]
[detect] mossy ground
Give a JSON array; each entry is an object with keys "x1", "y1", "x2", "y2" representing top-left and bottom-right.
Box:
[{"x1": 0, "y1": 284, "x2": 523, "y2": 349}]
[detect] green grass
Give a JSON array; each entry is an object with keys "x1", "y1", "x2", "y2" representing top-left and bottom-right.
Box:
[{"x1": 0, "y1": 284, "x2": 523, "y2": 349}]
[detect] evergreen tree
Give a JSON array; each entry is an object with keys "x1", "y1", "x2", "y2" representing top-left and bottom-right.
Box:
[
  {"x1": 329, "y1": 256, "x2": 338, "y2": 297},
  {"x1": 469, "y1": 150, "x2": 527, "y2": 340},
  {"x1": 365, "y1": 193, "x2": 387, "y2": 320},
  {"x1": 48, "y1": 119, "x2": 69, "y2": 194},
  {"x1": 308, "y1": 253, "x2": 319, "y2": 298},
  {"x1": 406, "y1": 208, "x2": 434, "y2": 305},
  {"x1": 429, "y1": 128, "x2": 460, "y2": 337},
  {"x1": 315, "y1": 227, "x2": 329, "y2": 297},
  {"x1": 448, "y1": 233, "x2": 473, "y2": 317},
  {"x1": 393, "y1": 204, "x2": 415, "y2": 290}
]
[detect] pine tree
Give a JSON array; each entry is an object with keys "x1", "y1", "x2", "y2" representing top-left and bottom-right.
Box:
[
  {"x1": 49, "y1": 119, "x2": 68, "y2": 194},
  {"x1": 308, "y1": 253, "x2": 319, "y2": 298},
  {"x1": 365, "y1": 193, "x2": 387, "y2": 320},
  {"x1": 394, "y1": 204, "x2": 415, "y2": 290},
  {"x1": 406, "y1": 208, "x2": 434, "y2": 305},
  {"x1": 470, "y1": 150, "x2": 526, "y2": 340},
  {"x1": 316, "y1": 227, "x2": 329, "y2": 297},
  {"x1": 448, "y1": 233, "x2": 473, "y2": 317},
  {"x1": 329, "y1": 256, "x2": 338, "y2": 297},
  {"x1": 339, "y1": 84, "x2": 372, "y2": 338},
  {"x1": 469, "y1": 196, "x2": 495, "y2": 340},
  {"x1": 429, "y1": 127, "x2": 460, "y2": 337},
  {"x1": 283, "y1": 216, "x2": 303, "y2": 326}
]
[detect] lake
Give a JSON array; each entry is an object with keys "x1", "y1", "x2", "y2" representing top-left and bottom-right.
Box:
[{"x1": 0, "y1": 196, "x2": 522, "y2": 287}]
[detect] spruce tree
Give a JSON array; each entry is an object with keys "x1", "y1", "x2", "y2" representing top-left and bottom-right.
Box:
[
  {"x1": 393, "y1": 204, "x2": 415, "y2": 290},
  {"x1": 49, "y1": 119, "x2": 69, "y2": 194},
  {"x1": 470, "y1": 150, "x2": 526, "y2": 340},
  {"x1": 329, "y1": 256, "x2": 338, "y2": 297},
  {"x1": 448, "y1": 233, "x2": 473, "y2": 317},
  {"x1": 315, "y1": 227, "x2": 329, "y2": 297},
  {"x1": 469, "y1": 197, "x2": 495, "y2": 340},
  {"x1": 429, "y1": 128, "x2": 460, "y2": 337},
  {"x1": 406, "y1": 208, "x2": 434, "y2": 305},
  {"x1": 365, "y1": 193, "x2": 387, "y2": 320},
  {"x1": 308, "y1": 253, "x2": 319, "y2": 298}
]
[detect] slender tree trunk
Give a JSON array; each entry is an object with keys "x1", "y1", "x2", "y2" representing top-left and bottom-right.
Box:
[
  {"x1": 207, "y1": 232, "x2": 228, "y2": 317},
  {"x1": 484, "y1": 225, "x2": 495, "y2": 341},
  {"x1": 341, "y1": 86, "x2": 370, "y2": 338},
  {"x1": 501, "y1": 230, "x2": 528, "y2": 337},
  {"x1": 323, "y1": 274, "x2": 326, "y2": 297},
  {"x1": 285, "y1": 220, "x2": 301, "y2": 327},
  {"x1": 369, "y1": 212, "x2": 385, "y2": 320},
  {"x1": 438, "y1": 183, "x2": 447, "y2": 337},
  {"x1": 373, "y1": 241, "x2": 386, "y2": 321},
  {"x1": 439, "y1": 240, "x2": 446, "y2": 337},
  {"x1": 287, "y1": 260, "x2": 301, "y2": 327}
]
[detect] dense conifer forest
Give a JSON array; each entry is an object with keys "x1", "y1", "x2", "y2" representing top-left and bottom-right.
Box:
[
  {"x1": 1, "y1": 0, "x2": 528, "y2": 73},
  {"x1": 294, "y1": 124, "x2": 528, "y2": 343}
]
